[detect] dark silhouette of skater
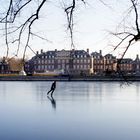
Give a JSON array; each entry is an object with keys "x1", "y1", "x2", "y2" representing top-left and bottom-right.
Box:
[
  {"x1": 47, "y1": 96, "x2": 56, "y2": 109},
  {"x1": 47, "y1": 81, "x2": 56, "y2": 96}
]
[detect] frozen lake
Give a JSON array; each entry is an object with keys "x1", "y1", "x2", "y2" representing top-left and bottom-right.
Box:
[{"x1": 0, "y1": 81, "x2": 140, "y2": 140}]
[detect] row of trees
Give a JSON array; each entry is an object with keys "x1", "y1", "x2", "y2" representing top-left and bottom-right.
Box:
[{"x1": 0, "y1": 57, "x2": 23, "y2": 72}]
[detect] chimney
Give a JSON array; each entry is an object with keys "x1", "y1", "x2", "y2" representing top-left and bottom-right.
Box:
[
  {"x1": 99, "y1": 50, "x2": 102, "y2": 55},
  {"x1": 36, "y1": 51, "x2": 39, "y2": 55},
  {"x1": 55, "y1": 49, "x2": 57, "y2": 52},
  {"x1": 87, "y1": 48, "x2": 89, "y2": 54},
  {"x1": 72, "y1": 49, "x2": 75, "y2": 52},
  {"x1": 136, "y1": 54, "x2": 139, "y2": 61},
  {"x1": 40, "y1": 49, "x2": 43, "y2": 53}
]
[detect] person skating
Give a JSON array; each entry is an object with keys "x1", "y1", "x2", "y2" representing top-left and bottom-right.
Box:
[{"x1": 47, "y1": 81, "x2": 56, "y2": 97}]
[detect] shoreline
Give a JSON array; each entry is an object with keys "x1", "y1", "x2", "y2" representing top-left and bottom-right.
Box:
[{"x1": 0, "y1": 75, "x2": 140, "y2": 81}]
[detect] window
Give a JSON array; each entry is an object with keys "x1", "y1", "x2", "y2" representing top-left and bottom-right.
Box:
[
  {"x1": 58, "y1": 65, "x2": 61, "y2": 69},
  {"x1": 84, "y1": 65, "x2": 86, "y2": 69},
  {"x1": 100, "y1": 65, "x2": 103, "y2": 69},
  {"x1": 38, "y1": 65, "x2": 41, "y2": 70},
  {"x1": 62, "y1": 60, "x2": 65, "y2": 63},
  {"x1": 66, "y1": 65, "x2": 69, "y2": 69},
  {"x1": 52, "y1": 65, "x2": 54, "y2": 69},
  {"x1": 48, "y1": 65, "x2": 50, "y2": 69},
  {"x1": 84, "y1": 59, "x2": 86, "y2": 63},
  {"x1": 34, "y1": 66, "x2": 37, "y2": 70},
  {"x1": 107, "y1": 60, "x2": 109, "y2": 64},
  {"x1": 66, "y1": 60, "x2": 69, "y2": 63},
  {"x1": 42, "y1": 65, "x2": 44, "y2": 70},
  {"x1": 58, "y1": 60, "x2": 60, "y2": 63},
  {"x1": 100, "y1": 60, "x2": 102, "y2": 64},
  {"x1": 77, "y1": 60, "x2": 79, "y2": 63}
]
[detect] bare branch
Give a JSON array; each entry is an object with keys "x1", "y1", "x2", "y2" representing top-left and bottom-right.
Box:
[
  {"x1": 131, "y1": 0, "x2": 140, "y2": 33},
  {"x1": 64, "y1": 0, "x2": 86, "y2": 49},
  {"x1": 30, "y1": 32, "x2": 52, "y2": 43},
  {"x1": 22, "y1": 0, "x2": 47, "y2": 60},
  {"x1": 0, "y1": 0, "x2": 47, "y2": 59},
  {"x1": 121, "y1": 38, "x2": 135, "y2": 58},
  {"x1": 113, "y1": 34, "x2": 134, "y2": 50},
  {"x1": 0, "y1": 0, "x2": 32, "y2": 23},
  {"x1": 112, "y1": 0, "x2": 140, "y2": 59}
]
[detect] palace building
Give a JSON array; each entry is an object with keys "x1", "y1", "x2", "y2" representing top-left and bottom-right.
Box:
[
  {"x1": 24, "y1": 49, "x2": 140, "y2": 76},
  {"x1": 25, "y1": 49, "x2": 93, "y2": 75}
]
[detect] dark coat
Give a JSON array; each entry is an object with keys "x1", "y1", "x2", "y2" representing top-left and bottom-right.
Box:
[{"x1": 51, "y1": 82, "x2": 56, "y2": 90}]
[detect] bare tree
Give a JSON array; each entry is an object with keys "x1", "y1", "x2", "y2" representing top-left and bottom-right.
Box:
[
  {"x1": 112, "y1": 0, "x2": 140, "y2": 59},
  {"x1": 0, "y1": 0, "x2": 139, "y2": 62},
  {"x1": 106, "y1": 0, "x2": 140, "y2": 82},
  {"x1": 0, "y1": 0, "x2": 48, "y2": 60},
  {"x1": 0, "y1": 0, "x2": 86, "y2": 60}
]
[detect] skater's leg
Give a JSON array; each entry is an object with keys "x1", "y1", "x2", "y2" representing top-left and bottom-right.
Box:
[
  {"x1": 47, "y1": 89, "x2": 52, "y2": 95},
  {"x1": 51, "y1": 90, "x2": 54, "y2": 97}
]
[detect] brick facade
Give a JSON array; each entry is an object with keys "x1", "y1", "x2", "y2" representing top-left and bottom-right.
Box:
[
  {"x1": 24, "y1": 49, "x2": 140, "y2": 76},
  {"x1": 25, "y1": 49, "x2": 92, "y2": 75}
]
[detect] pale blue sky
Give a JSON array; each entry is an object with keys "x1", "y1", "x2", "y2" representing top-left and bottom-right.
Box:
[{"x1": 0, "y1": 0, "x2": 140, "y2": 59}]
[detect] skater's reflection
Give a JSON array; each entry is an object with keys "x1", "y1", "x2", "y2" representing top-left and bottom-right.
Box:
[{"x1": 47, "y1": 95, "x2": 56, "y2": 109}]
